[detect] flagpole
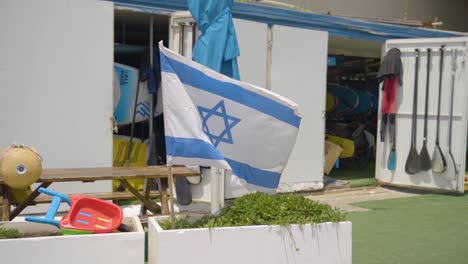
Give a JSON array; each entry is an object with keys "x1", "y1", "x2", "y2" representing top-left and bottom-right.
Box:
[{"x1": 167, "y1": 165, "x2": 176, "y2": 229}]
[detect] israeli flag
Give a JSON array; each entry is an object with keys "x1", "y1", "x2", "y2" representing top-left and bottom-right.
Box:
[{"x1": 160, "y1": 42, "x2": 301, "y2": 196}]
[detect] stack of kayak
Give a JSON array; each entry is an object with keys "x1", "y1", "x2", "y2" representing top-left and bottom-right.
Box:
[
  {"x1": 325, "y1": 121, "x2": 376, "y2": 170},
  {"x1": 326, "y1": 83, "x2": 378, "y2": 116}
]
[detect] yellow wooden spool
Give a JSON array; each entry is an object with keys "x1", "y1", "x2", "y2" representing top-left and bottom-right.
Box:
[{"x1": 0, "y1": 145, "x2": 42, "y2": 189}]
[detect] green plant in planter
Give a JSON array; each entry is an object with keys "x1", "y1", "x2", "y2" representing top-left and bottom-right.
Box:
[
  {"x1": 159, "y1": 216, "x2": 194, "y2": 230},
  {"x1": 160, "y1": 193, "x2": 346, "y2": 230},
  {"x1": 0, "y1": 228, "x2": 21, "y2": 239}
]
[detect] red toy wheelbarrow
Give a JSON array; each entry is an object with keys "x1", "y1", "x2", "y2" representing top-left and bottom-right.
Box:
[
  {"x1": 26, "y1": 188, "x2": 124, "y2": 234},
  {"x1": 60, "y1": 194, "x2": 123, "y2": 233}
]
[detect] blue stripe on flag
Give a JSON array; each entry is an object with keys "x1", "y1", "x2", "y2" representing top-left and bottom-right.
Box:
[
  {"x1": 165, "y1": 136, "x2": 224, "y2": 160},
  {"x1": 225, "y1": 158, "x2": 281, "y2": 189},
  {"x1": 161, "y1": 53, "x2": 301, "y2": 128},
  {"x1": 165, "y1": 137, "x2": 280, "y2": 188}
]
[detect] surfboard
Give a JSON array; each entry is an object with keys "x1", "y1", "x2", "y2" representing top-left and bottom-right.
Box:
[{"x1": 113, "y1": 63, "x2": 151, "y2": 125}]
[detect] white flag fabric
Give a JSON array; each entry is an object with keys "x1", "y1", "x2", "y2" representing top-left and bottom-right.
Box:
[{"x1": 159, "y1": 42, "x2": 301, "y2": 195}]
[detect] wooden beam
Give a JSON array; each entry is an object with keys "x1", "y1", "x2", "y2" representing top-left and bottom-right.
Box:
[
  {"x1": 140, "y1": 178, "x2": 153, "y2": 215},
  {"x1": 1, "y1": 184, "x2": 11, "y2": 221},
  {"x1": 9, "y1": 182, "x2": 51, "y2": 220},
  {"x1": 160, "y1": 191, "x2": 169, "y2": 215},
  {"x1": 119, "y1": 179, "x2": 161, "y2": 214},
  {"x1": 0, "y1": 166, "x2": 200, "y2": 184},
  {"x1": 0, "y1": 190, "x2": 163, "y2": 205},
  {"x1": 41, "y1": 166, "x2": 199, "y2": 182},
  {"x1": 167, "y1": 166, "x2": 176, "y2": 228}
]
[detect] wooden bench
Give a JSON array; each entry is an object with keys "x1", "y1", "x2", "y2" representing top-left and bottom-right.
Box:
[
  {"x1": 0, "y1": 166, "x2": 200, "y2": 221},
  {"x1": 34, "y1": 190, "x2": 164, "y2": 204},
  {"x1": 0, "y1": 190, "x2": 164, "y2": 204}
]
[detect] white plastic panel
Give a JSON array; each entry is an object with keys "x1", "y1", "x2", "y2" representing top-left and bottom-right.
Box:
[
  {"x1": 233, "y1": 18, "x2": 268, "y2": 88},
  {"x1": 271, "y1": 25, "x2": 329, "y2": 192},
  {"x1": 0, "y1": 0, "x2": 114, "y2": 193},
  {"x1": 376, "y1": 37, "x2": 468, "y2": 193}
]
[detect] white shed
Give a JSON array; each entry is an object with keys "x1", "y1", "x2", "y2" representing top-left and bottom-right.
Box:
[{"x1": 1, "y1": 0, "x2": 466, "y2": 207}]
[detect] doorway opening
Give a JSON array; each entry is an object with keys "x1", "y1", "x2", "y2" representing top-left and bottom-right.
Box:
[{"x1": 324, "y1": 36, "x2": 383, "y2": 188}]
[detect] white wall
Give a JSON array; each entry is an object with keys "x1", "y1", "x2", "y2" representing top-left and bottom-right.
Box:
[
  {"x1": 234, "y1": 18, "x2": 268, "y2": 88},
  {"x1": 0, "y1": 0, "x2": 114, "y2": 193},
  {"x1": 271, "y1": 25, "x2": 328, "y2": 192}
]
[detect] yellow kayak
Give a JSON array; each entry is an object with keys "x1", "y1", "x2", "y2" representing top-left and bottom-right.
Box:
[{"x1": 325, "y1": 134, "x2": 355, "y2": 158}]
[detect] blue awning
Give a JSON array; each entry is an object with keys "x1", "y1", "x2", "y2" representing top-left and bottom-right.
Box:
[{"x1": 113, "y1": 0, "x2": 462, "y2": 41}]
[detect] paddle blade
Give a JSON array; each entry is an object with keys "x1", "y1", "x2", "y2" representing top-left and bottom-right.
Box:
[
  {"x1": 405, "y1": 147, "x2": 420, "y2": 174},
  {"x1": 387, "y1": 146, "x2": 396, "y2": 171},
  {"x1": 431, "y1": 145, "x2": 447, "y2": 173},
  {"x1": 419, "y1": 144, "x2": 432, "y2": 171}
]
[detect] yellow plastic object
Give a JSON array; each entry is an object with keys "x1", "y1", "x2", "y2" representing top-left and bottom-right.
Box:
[
  {"x1": 112, "y1": 136, "x2": 147, "y2": 191},
  {"x1": 326, "y1": 93, "x2": 337, "y2": 112},
  {"x1": 325, "y1": 134, "x2": 355, "y2": 158},
  {"x1": 324, "y1": 141, "x2": 343, "y2": 174},
  {"x1": 11, "y1": 187, "x2": 32, "y2": 204},
  {"x1": 0, "y1": 145, "x2": 42, "y2": 189}
]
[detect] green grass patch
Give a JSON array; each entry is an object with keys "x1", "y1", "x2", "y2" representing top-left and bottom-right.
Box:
[
  {"x1": 347, "y1": 178, "x2": 377, "y2": 188},
  {"x1": 116, "y1": 197, "x2": 161, "y2": 206},
  {"x1": 348, "y1": 193, "x2": 468, "y2": 264},
  {"x1": 0, "y1": 228, "x2": 21, "y2": 239},
  {"x1": 160, "y1": 192, "x2": 346, "y2": 230},
  {"x1": 328, "y1": 162, "x2": 377, "y2": 187}
]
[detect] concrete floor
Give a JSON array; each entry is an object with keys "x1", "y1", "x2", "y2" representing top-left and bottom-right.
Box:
[{"x1": 305, "y1": 186, "x2": 420, "y2": 212}]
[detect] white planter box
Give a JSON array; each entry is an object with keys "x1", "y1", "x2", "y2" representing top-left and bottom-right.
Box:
[
  {"x1": 0, "y1": 217, "x2": 144, "y2": 264},
  {"x1": 148, "y1": 217, "x2": 351, "y2": 264}
]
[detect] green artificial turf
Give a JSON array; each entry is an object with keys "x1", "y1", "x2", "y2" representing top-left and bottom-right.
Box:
[
  {"x1": 328, "y1": 162, "x2": 377, "y2": 187},
  {"x1": 348, "y1": 193, "x2": 468, "y2": 264}
]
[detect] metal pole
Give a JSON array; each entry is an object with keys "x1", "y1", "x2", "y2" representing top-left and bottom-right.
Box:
[
  {"x1": 125, "y1": 80, "x2": 140, "y2": 167},
  {"x1": 141, "y1": 16, "x2": 155, "y2": 215},
  {"x1": 149, "y1": 16, "x2": 154, "y2": 146},
  {"x1": 192, "y1": 22, "x2": 197, "y2": 49},
  {"x1": 266, "y1": 25, "x2": 273, "y2": 90},
  {"x1": 179, "y1": 23, "x2": 185, "y2": 55},
  {"x1": 448, "y1": 49, "x2": 459, "y2": 179}
]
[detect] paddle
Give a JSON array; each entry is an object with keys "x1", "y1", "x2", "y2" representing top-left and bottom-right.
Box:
[
  {"x1": 387, "y1": 142, "x2": 396, "y2": 170},
  {"x1": 405, "y1": 49, "x2": 421, "y2": 174},
  {"x1": 387, "y1": 113, "x2": 397, "y2": 171},
  {"x1": 419, "y1": 48, "x2": 432, "y2": 171},
  {"x1": 431, "y1": 46, "x2": 447, "y2": 173},
  {"x1": 447, "y1": 49, "x2": 458, "y2": 179}
]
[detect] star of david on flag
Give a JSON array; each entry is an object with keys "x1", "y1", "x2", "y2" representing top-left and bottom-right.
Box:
[
  {"x1": 198, "y1": 100, "x2": 241, "y2": 147},
  {"x1": 159, "y1": 42, "x2": 301, "y2": 196}
]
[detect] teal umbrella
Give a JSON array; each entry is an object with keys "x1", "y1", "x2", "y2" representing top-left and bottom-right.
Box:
[{"x1": 188, "y1": 0, "x2": 240, "y2": 79}]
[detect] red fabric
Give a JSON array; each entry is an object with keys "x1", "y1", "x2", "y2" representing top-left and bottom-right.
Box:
[{"x1": 382, "y1": 76, "x2": 398, "y2": 113}]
